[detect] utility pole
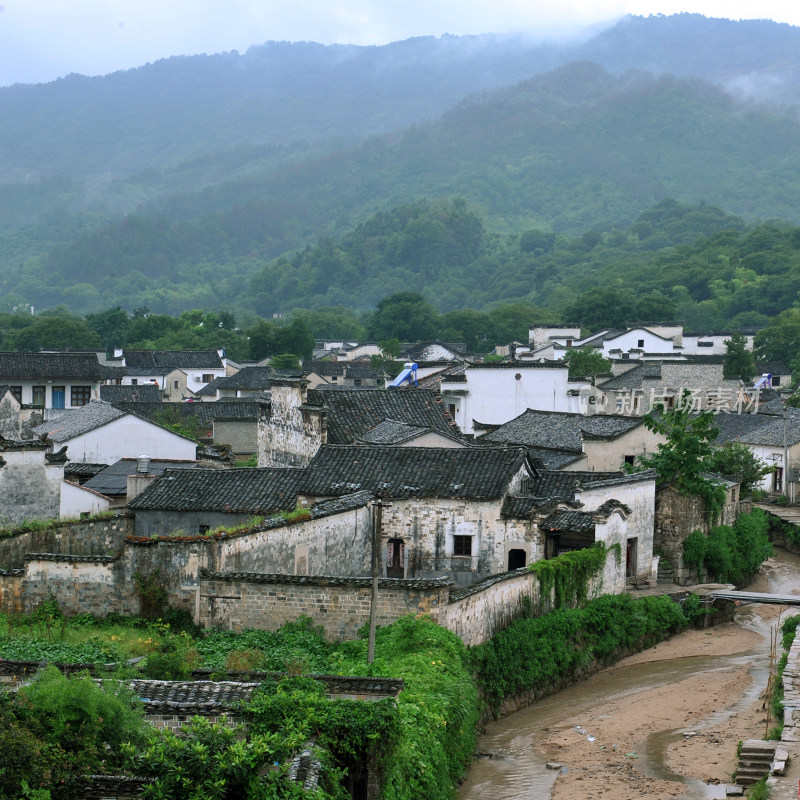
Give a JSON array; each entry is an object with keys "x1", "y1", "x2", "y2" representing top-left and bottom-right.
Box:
[{"x1": 367, "y1": 498, "x2": 382, "y2": 664}]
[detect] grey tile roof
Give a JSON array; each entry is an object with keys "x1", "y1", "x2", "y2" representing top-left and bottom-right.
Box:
[
  {"x1": 357, "y1": 419, "x2": 463, "y2": 445},
  {"x1": 64, "y1": 462, "x2": 108, "y2": 479},
  {"x1": 302, "y1": 361, "x2": 378, "y2": 379},
  {"x1": 122, "y1": 350, "x2": 223, "y2": 371},
  {"x1": 528, "y1": 469, "x2": 655, "y2": 500},
  {"x1": 100, "y1": 384, "x2": 162, "y2": 403},
  {"x1": 543, "y1": 499, "x2": 631, "y2": 533},
  {"x1": 480, "y1": 409, "x2": 644, "y2": 452},
  {"x1": 713, "y1": 408, "x2": 800, "y2": 447},
  {"x1": 84, "y1": 458, "x2": 200, "y2": 496},
  {"x1": 298, "y1": 444, "x2": 529, "y2": 500},
  {"x1": 304, "y1": 387, "x2": 459, "y2": 442},
  {"x1": 33, "y1": 400, "x2": 126, "y2": 442},
  {"x1": 115, "y1": 400, "x2": 259, "y2": 425},
  {"x1": 210, "y1": 366, "x2": 274, "y2": 391},
  {"x1": 128, "y1": 467, "x2": 304, "y2": 513},
  {"x1": 0, "y1": 351, "x2": 103, "y2": 380}
]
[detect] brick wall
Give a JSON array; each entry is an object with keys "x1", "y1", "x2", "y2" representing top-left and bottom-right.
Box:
[
  {"x1": 212, "y1": 419, "x2": 257, "y2": 456},
  {"x1": 197, "y1": 573, "x2": 452, "y2": 642}
]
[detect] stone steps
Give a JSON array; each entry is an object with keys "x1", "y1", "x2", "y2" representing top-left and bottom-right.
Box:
[{"x1": 736, "y1": 740, "x2": 778, "y2": 786}]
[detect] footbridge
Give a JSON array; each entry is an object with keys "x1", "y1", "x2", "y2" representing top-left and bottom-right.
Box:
[{"x1": 707, "y1": 589, "x2": 800, "y2": 606}]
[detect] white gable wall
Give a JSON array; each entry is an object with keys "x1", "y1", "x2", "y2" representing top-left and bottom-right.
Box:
[
  {"x1": 600, "y1": 329, "x2": 678, "y2": 359},
  {"x1": 441, "y1": 366, "x2": 570, "y2": 434},
  {"x1": 59, "y1": 416, "x2": 197, "y2": 463},
  {"x1": 60, "y1": 481, "x2": 111, "y2": 518}
]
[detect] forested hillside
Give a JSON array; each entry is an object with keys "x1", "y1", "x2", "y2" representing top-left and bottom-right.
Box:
[{"x1": 4, "y1": 15, "x2": 800, "y2": 322}]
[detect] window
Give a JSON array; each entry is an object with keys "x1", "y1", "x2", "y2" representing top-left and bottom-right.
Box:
[
  {"x1": 637, "y1": 339, "x2": 645, "y2": 348},
  {"x1": 9, "y1": 386, "x2": 22, "y2": 402},
  {"x1": 774, "y1": 376, "x2": 781, "y2": 386},
  {"x1": 353, "y1": 379, "x2": 362, "y2": 386},
  {"x1": 453, "y1": 535, "x2": 473, "y2": 557},
  {"x1": 198, "y1": 524, "x2": 210, "y2": 534},
  {"x1": 131, "y1": 378, "x2": 138, "y2": 385},
  {"x1": 71, "y1": 385, "x2": 92, "y2": 407},
  {"x1": 32, "y1": 386, "x2": 45, "y2": 407},
  {"x1": 624, "y1": 455, "x2": 636, "y2": 466},
  {"x1": 447, "y1": 403, "x2": 457, "y2": 419},
  {"x1": 52, "y1": 386, "x2": 65, "y2": 409},
  {"x1": 173, "y1": 380, "x2": 179, "y2": 389},
  {"x1": 202, "y1": 373, "x2": 214, "y2": 382}
]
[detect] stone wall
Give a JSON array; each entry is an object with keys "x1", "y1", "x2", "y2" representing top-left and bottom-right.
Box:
[
  {"x1": 379, "y1": 496, "x2": 540, "y2": 584},
  {"x1": 0, "y1": 514, "x2": 133, "y2": 569},
  {"x1": 197, "y1": 573, "x2": 452, "y2": 642},
  {"x1": 0, "y1": 449, "x2": 62, "y2": 527},
  {"x1": 258, "y1": 380, "x2": 324, "y2": 467},
  {"x1": 654, "y1": 484, "x2": 739, "y2": 584}
]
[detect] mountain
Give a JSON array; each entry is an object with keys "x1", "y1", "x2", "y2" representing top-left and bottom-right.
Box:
[{"x1": 5, "y1": 15, "x2": 800, "y2": 316}]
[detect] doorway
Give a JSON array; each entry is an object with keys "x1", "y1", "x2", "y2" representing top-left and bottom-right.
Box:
[{"x1": 386, "y1": 538, "x2": 405, "y2": 578}]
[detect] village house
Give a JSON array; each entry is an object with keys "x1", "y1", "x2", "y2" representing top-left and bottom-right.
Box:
[
  {"x1": 0, "y1": 351, "x2": 105, "y2": 412},
  {"x1": 115, "y1": 400, "x2": 260, "y2": 459},
  {"x1": 475, "y1": 408, "x2": 664, "y2": 471},
  {"x1": 0, "y1": 385, "x2": 23, "y2": 438},
  {"x1": 595, "y1": 358, "x2": 747, "y2": 416},
  {"x1": 194, "y1": 365, "x2": 272, "y2": 401},
  {"x1": 33, "y1": 400, "x2": 198, "y2": 464},
  {"x1": 293, "y1": 444, "x2": 655, "y2": 589},
  {"x1": 79, "y1": 457, "x2": 201, "y2": 508},
  {"x1": 128, "y1": 466, "x2": 305, "y2": 537},
  {"x1": 302, "y1": 360, "x2": 381, "y2": 389},
  {"x1": 713, "y1": 407, "x2": 800, "y2": 499},
  {"x1": 111, "y1": 349, "x2": 228, "y2": 398},
  {"x1": 258, "y1": 378, "x2": 460, "y2": 467},
  {"x1": 437, "y1": 361, "x2": 576, "y2": 434}
]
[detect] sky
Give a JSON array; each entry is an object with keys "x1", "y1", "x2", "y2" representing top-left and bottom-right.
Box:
[{"x1": 1, "y1": 0, "x2": 798, "y2": 87}]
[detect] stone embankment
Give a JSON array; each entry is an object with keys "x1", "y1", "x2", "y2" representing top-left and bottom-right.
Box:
[{"x1": 769, "y1": 633, "x2": 800, "y2": 798}]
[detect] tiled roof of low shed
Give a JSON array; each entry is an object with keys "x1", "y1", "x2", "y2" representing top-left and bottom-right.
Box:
[
  {"x1": 298, "y1": 444, "x2": 528, "y2": 499},
  {"x1": 128, "y1": 467, "x2": 304, "y2": 513},
  {"x1": 305, "y1": 386, "x2": 459, "y2": 442}
]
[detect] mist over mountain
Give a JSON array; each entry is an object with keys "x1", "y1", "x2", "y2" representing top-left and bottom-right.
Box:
[{"x1": 5, "y1": 14, "x2": 800, "y2": 318}]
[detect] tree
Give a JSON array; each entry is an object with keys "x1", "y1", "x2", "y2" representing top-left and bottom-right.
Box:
[
  {"x1": 369, "y1": 291, "x2": 439, "y2": 342},
  {"x1": 638, "y1": 391, "x2": 727, "y2": 518},
  {"x1": 754, "y1": 308, "x2": 800, "y2": 364},
  {"x1": 563, "y1": 348, "x2": 611, "y2": 381},
  {"x1": 722, "y1": 331, "x2": 756, "y2": 381},
  {"x1": 562, "y1": 287, "x2": 636, "y2": 331},
  {"x1": 270, "y1": 353, "x2": 301, "y2": 370},
  {"x1": 708, "y1": 441, "x2": 773, "y2": 495}
]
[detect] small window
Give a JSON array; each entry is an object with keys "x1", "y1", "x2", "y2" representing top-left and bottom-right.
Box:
[
  {"x1": 353, "y1": 379, "x2": 362, "y2": 386},
  {"x1": 624, "y1": 455, "x2": 636, "y2": 466},
  {"x1": 637, "y1": 339, "x2": 644, "y2": 348},
  {"x1": 173, "y1": 380, "x2": 179, "y2": 389},
  {"x1": 331, "y1": 375, "x2": 338, "y2": 381},
  {"x1": 52, "y1": 386, "x2": 65, "y2": 409},
  {"x1": 9, "y1": 386, "x2": 22, "y2": 402},
  {"x1": 453, "y1": 535, "x2": 473, "y2": 557},
  {"x1": 131, "y1": 378, "x2": 138, "y2": 385},
  {"x1": 199, "y1": 524, "x2": 210, "y2": 534},
  {"x1": 447, "y1": 403, "x2": 457, "y2": 418},
  {"x1": 201, "y1": 373, "x2": 214, "y2": 382},
  {"x1": 773, "y1": 376, "x2": 781, "y2": 386},
  {"x1": 565, "y1": 339, "x2": 572, "y2": 347},
  {"x1": 71, "y1": 385, "x2": 92, "y2": 407},
  {"x1": 32, "y1": 386, "x2": 45, "y2": 407}
]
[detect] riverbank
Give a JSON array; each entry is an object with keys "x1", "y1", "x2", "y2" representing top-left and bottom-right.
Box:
[{"x1": 542, "y1": 623, "x2": 766, "y2": 799}]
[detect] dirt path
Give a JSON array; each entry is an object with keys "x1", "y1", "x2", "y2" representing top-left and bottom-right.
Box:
[{"x1": 541, "y1": 623, "x2": 769, "y2": 799}]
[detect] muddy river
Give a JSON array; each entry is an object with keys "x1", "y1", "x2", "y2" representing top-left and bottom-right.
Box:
[{"x1": 458, "y1": 549, "x2": 800, "y2": 800}]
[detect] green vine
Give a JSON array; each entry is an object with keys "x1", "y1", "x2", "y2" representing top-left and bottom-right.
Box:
[{"x1": 528, "y1": 542, "x2": 609, "y2": 610}]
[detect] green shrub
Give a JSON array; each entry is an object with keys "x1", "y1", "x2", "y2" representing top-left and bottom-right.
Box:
[
  {"x1": 469, "y1": 593, "x2": 687, "y2": 711},
  {"x1": 682, "y1": 531, "x2": 707, "y2": 573}
]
